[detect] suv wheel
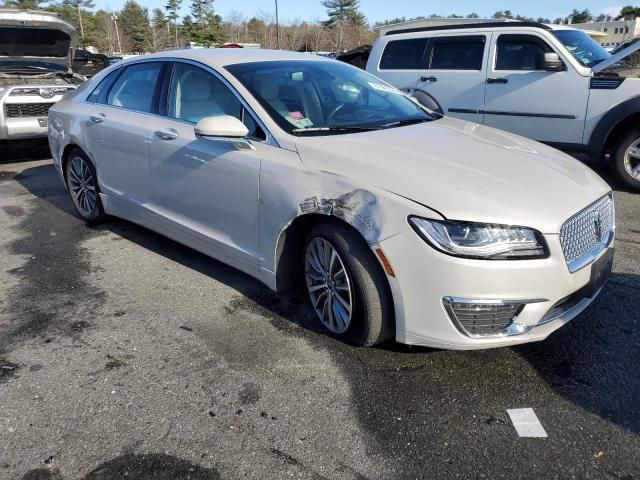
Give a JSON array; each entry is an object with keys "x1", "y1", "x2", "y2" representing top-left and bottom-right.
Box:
[
  {"x1": 65, "y1": 149, "x2": 106, "y2": 224},
  {"x1": 303, "y1": 222, "x2": 394, "y2": 347},
  {"x1": 613, "y1": 129, "x2": 640, "y2": 191}
]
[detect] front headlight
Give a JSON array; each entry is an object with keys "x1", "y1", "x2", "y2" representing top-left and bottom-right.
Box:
[{"x1": 408, "y1": 217, "x2": 548, "y2": 260}]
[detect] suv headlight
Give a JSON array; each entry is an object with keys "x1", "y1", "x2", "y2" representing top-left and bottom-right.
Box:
[{"x1": 408, "y1": 217, "x2": 548, "y2": 259}]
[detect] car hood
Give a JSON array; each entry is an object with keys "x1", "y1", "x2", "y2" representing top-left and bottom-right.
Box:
[
  {"x1": 592, "y1": 38, "x2": 640, "y2": 73},
  {"x1": 294, "y1": 118, "x2": 610, "y2": 234},
  {"x1": 0, "y1": 9, "x2": 77, "y2": 69}
]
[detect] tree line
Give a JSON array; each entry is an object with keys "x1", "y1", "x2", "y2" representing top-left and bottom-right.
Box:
[{"x1": 2, "y1": 0, "x2": 640, "y2": 55}]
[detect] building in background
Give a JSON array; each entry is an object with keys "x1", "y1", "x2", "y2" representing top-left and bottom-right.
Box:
[{"x1": 570, "y1": 18, "x2": 640, "y2": 48}]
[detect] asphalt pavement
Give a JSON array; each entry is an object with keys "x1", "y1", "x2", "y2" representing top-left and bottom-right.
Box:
[{"x1": 1, "y1": 145, "x2": 639, "y2": 480}]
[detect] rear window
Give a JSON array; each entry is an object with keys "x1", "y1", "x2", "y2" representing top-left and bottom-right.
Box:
[
  {"x1": 379, "y1": 38, "x2": 428, "y2": 70},
  {"x1": 429, "y1": 36, "x2": 485, "y2": 70}
]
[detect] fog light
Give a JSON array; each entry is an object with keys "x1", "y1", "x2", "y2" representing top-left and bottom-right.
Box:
[{"x1": 443, "y1": 297, "x2": 533, "y2": 338}]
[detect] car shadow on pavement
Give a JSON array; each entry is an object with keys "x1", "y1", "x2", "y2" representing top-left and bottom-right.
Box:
[
  {"x1": 12, "y1": 162, "x2": 640, "y2": 477},
  {"x1": 0, "y1": 139, "x2": 51, "y2": 164},
  {"x1": 21, "y1": 453, "x2": 221, "y2": 479}
]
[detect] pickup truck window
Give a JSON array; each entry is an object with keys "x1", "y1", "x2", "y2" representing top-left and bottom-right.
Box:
[
  {"x1": 379, "y1": 38, "x2": 428, "y2": 70},
  {"x1": 495, "y1": 34, "x2": 552, "y2": 70},
  {"x1": 429, "y1": 36, "x2": 485, "y2": 70},
  {"x1": 553, "y1": 30, "x2": 610, "y2": 67}
]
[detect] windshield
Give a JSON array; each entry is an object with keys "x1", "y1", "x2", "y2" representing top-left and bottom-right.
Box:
[
  {"x1": 553, "y1": 30, "x2": 610, "y2": 67},
  {"x1": 225, "y1": 60, "x2": 434, "y2": 135}
]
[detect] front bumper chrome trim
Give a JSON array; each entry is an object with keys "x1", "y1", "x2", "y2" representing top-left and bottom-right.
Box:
[{"x1": 443, "y1": 296, "x2": 547, "y2": 339}]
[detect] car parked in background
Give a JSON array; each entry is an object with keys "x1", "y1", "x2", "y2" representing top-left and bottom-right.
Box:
[
  {"x1": 0, "y1": 9, "x2": 82, "y2": 141},
  {"x1": 49, "y1": 49, "x2": 614, "y2": 349},
  {"x1": 366, "y1": 21, "x2": 640, "y2": 190}
]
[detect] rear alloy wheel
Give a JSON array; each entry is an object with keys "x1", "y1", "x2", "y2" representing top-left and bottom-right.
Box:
[
  {"x1": 613, "y1": 129, "x2": 640, "y2": 191},
  {"x1": 303, "y1": 222, "x2": 394, "y2": 347},
  {"x1": 65, "y1": 150, "x2": 106, "y2": 223}
]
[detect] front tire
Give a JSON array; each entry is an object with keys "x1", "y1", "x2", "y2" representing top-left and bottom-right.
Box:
[
  {"x1": 303, "y1": 222, "x2": 394, "y2": 347},
  {"x1": 612, "y1": 128, "x2": 640, "y2": 191},
  {"x1": 65, "y1": 149, "x2": 106, "y2": 224}
]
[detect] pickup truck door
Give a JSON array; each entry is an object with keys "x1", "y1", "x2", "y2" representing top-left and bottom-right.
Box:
[
  {"x1": 415, "y1": 33, "x2": 490, "y2": 123},
  {"x1": 482, "y1": 32, "x2": 590, "y2": 144}
]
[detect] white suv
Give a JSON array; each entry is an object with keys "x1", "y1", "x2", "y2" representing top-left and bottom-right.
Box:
[
  {"x1": 367, "y1": 21, "x2": 640, "y2": 191},
  {"x1": 0, "y1": 9, "x2": 80, "y2": 141}
]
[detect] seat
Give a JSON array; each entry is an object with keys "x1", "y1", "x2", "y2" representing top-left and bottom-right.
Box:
[
  {"x1": 254, "y1": 75, "x2": 290, "y2": 118},
  {"x1": 113, "y1": 79, "x2": 154, "y2": 112},
  {"x1": 177, "y1": 71, "x2": 224, "y2": 123}
]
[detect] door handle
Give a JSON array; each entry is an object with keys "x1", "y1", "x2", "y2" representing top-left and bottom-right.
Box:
[
  {"x1": 155, "y1": 129, "x2": 179, "y2": 141},
  {"x1": 420, "y1": 76, "x2": 437, "y2": 83},
  {"x1": 487, "y1": 78, "x2": 508, "y2": 84},
  {"x1": 90, "y1": 113, "x2": 105, "y2": 123}
]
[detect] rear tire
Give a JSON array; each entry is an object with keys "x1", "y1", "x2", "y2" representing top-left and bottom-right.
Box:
[
  {"x1": 303, "y1": 221, "x2": 394, "y2": 347},
  {"x1": 65, "y1": 149, "x2": 106, "y2": 224},
  {"x1": 612, "y1": 128, "x2": 640, "y2": 191}
]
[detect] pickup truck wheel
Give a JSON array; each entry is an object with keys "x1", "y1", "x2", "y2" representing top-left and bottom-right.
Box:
[
  {"x1": 65, "y1": 149, "x2": 106, "y2": 224},
  {"x1": 613, "y1": 129, "x2": 640, "y2": 191},
  {"x1": 303, "y1": 222, "x2": 394, "y2": 347}
]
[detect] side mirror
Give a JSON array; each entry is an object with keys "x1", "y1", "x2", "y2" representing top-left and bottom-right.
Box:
[
  {"x1": 195, "y1": 115, "x2": 249, "y2": 138},
  {"x1": 541, "y1": 52, "x2": 565, "y2": 72}
]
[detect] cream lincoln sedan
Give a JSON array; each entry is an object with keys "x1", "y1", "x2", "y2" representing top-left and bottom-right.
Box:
[{"x1": 48, "y1": 49, "x2": 615, "y2": 349}]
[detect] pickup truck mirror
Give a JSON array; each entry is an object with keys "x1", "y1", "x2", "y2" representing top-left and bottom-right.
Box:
[{"x1": 541, "y1": 52, "x2": 565, "y2": 72}]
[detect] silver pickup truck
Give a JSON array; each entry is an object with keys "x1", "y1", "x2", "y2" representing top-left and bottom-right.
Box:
[{"x1": 0, "y1": 9, "x2": 82, "y2": 141}]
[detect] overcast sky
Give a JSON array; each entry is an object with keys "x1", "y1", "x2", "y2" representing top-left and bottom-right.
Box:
[{"x1": 95, "y1": 0, "x2": 625, "y2": 23}]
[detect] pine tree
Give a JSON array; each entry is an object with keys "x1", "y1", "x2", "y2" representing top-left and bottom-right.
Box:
[
  {"x1": 189, "y1": 0, "x2": 224, "y2": 47},
  {"x1": 118, "y1": 0, "x2": 151, "y2": 52},
  {"x1": 2, "y1": 0, "x2": 43, "y2": 9},
  {"x1": 151, "y1": 8, "x2": 170, "y2": 51},
  {"x1": 165, "y1": 0, "x2": 182, "y2": 48},
  {"x1": 321, "y1": 0, "x2": 366, "y2": 51}
]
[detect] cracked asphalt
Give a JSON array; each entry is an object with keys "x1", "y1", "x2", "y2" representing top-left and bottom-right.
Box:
[{"x1": 1, "y1": 143, "x2": 639, "y2": 479}]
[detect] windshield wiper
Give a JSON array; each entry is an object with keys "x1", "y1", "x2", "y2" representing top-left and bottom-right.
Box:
[
  {"x1": 291, "y1": 126, "x2": 381, "y2": 134},
  {"x1": 381, "y1": 118, "x2": 432, "y2": 128}
]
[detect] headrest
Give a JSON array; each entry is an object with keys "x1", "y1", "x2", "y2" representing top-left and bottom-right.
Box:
[
  {"x1": 181, "y1": 72, "x2": 212, "y2": 102},
  {"x1": 254, "y1": 75, "x2": 279, "y2": 100}
]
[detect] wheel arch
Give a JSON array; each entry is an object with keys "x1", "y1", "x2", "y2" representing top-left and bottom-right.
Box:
[
  {"x1": 589, "y1": 95, "x2": 640, "y2": 160},
  {"x1": 274, "y1": 213, "x2": 391, "y2": 295}
]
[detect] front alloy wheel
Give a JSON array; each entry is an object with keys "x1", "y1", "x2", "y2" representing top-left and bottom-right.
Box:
[
  {"x1": 305, "y1": 237, "x2": 353, "y2": 334},
  {"x1": 623, "y1": 139, "x2": 640, "y2": 182},
  {"x1": 613, "y1": 129, "x2": 640, "y2": 191},
  {"x1": 302, "y1": 222, "x2": 394, "y2": 347}
]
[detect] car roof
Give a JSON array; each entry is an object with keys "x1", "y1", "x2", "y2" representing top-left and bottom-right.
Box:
[
  {"x1": 127, "y1": 48, "x2": 330, "y2": 69},
  {"x1": 384, "y1": 21, "x2": 553, "y2": 36}
]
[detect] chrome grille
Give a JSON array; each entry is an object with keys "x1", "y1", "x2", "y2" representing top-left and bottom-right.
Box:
[
  {"x1": 4, "y1": 103, "x2": 53, "y2": 118},
  {"x1": 560, "y1": 195, "x2": 614, "y2": 269},
  {"x1": 10, "y1": 87, "x2": 71, "y2": 96},
  {"x1": 443, "y1": 298, "x2": 524, "y2": 337}
]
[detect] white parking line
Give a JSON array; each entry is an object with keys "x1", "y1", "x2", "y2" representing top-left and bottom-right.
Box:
[{"x1": 507, "y1": 408, "x2": 548, "y2": 438}]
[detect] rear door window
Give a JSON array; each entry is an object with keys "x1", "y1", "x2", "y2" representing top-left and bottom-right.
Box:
[
  {"x1": 379, "y1": 38, "x2": 428, "y2": 70},
  {"x1": 429, "y1": 36, "x2": 486, "y2": 70},
  {"x1": 107, "y1": 62, "x2": 164, "y2": 113},
  {"x1": 495, "y1": 34, "x2": 553, "y2": 70}
]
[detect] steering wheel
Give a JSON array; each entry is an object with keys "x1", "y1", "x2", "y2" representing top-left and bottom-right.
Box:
[{"x1": 326, "y1": 103, "x2": 352, "y2": 124}]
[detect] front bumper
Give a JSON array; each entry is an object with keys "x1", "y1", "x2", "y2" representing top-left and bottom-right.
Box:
[
  {"x1": 0, "y1": 90, "x2": 67, "y2": 140},
  {"x1": 378, "y1": 228, "x2": 613, "y2": 349},
  {"x1": 0, "y1": 116, "x2": 50, "y2": 140}
]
